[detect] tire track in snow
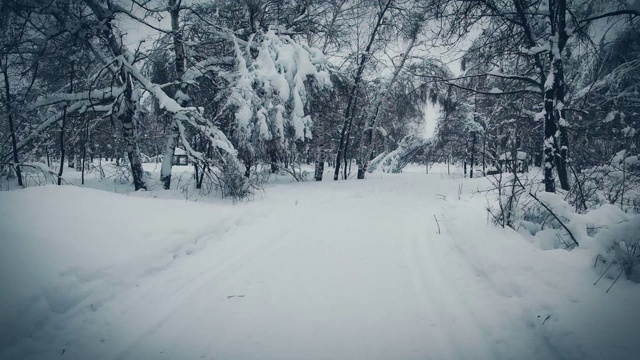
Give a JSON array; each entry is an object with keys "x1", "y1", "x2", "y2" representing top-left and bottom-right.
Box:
[
  {"x1": 108, "y1": 176, "x2": 581, "y2": 360},
  {"x1": 438, "y1": 199, "x2": 570, "y2": 360},
  {"x1": 402, "y1": 203, "x2": 503, "y2": 360},
  {"x1": 113, "y1": 214, "x2": 293, "y2": 360}
]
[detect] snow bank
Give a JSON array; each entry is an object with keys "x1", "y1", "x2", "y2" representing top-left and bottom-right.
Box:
[
  {"x1": 0, "y1": 186, "x2": 241, "y2": 358},
  {"x1": 1, "y1": 170, "x2": 640, "y2": 360}
]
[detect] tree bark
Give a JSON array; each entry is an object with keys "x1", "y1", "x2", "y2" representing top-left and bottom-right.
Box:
[
  {"x1": 122, "y1": 77, "x2": 147, "y2": 191},
  {"x1": 160, "y1": 122, "x2": 178, "y2": 188},
  {"x1": 160, "y1": 0, "x2": 186, "y2": 190},
  {"x1": 543, "y1": 84, "x2": 557, "y2": 193},
  {"x1": 74, "y1": 137, "x2": 82, "y2": 171},
  {"x1": 2, "y1": 58, "x2": 23, "y2": 187},
  {"x1": 81, "y1": 121, "x2": 88, "y2": 185},
  {"x1": 470, "y1": 132, "x2": 476, "y2": 178},
  {"x1": 544, "y1": 0, "x2": 570, "y2": 192},
  {"x1": 554, "y1": 58, "x2": 570, "y2": 191},
  {"x1": 482, "y1": 136, "x2": 486, "y2": 176},
  {"x1": 68, "y1": 143, "x2": 76, "y2": 168},
  {"x1": 314, "y1": 124, "x2": 325, "y2": 181},
  {"x1": 554, "y1": 0, "x2": 570, "y2": 191}
]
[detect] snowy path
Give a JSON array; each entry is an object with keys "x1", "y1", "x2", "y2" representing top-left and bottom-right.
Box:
[{"x1": 2, "y1": 171, "x2": 640, "y2": 359}]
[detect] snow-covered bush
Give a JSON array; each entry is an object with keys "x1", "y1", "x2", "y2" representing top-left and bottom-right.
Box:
[
  {"x1": 568, "y1": 150, "x2": 640, "y2": 213},
  {"x1": 593, "y1": 215, "x2": 640, "y2": 281},
  {"x1": 485, "y1": 168, "x2": 640, "y2": 282},
  {"x1": 213, "y1": 154, "x2": 253, "y2": 201},
  {"x1": 12, "y1": 163, "x2": 60, "y2": 187},
  {"x1": 485, "y1": 170, "x2": 549, "y2": 231},
  {"x1": 484, "y1": 172, "x2": 583, "y2": 249}
]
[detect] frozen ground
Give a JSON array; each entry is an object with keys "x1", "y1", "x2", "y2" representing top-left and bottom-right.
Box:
[{"x1": 1, "y1": 163, "x2": 639, "y2": 360}]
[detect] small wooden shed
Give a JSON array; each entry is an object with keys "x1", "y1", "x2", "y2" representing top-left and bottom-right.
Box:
[{"x1": 172, "y1": 147, "x2": 189, "y2": 166}]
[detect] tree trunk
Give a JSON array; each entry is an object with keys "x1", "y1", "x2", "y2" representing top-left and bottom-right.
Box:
[
  {"x1": 2, "y1": 60, "x2": 23, "y2": 187},
  {"x1": 194, "y1": 162, "x2": 200, "y2": 187},
  {"x1": 122, "y1": 77, "x2": 147, "y2": 191},
  {"x1": 160, "y1": 125, "x2": 178, "y2": 188},
  {"x1": 356, "y1": 105, "x2": 379, "y2": 180},
  {"x1": 270, "y1": 151, "x2": 278, "y2": 173},
  {"x1": 543, "y1": 81, "x2": 558, "y2": 193},
  {"x1": 342, "y1": 111, "x2": 356, "y2": 180},
  {"x1": 74, "y1": 136, "x2": 82, "y2": 171},
  {"x1": 84, "y1": 0, "x2": 147, "y2": 190},
  {"x1": 160, "y1": 0, "x2": 186, "y2": 190},
  {"x1": 425, "y1": 153, "x2": 429, "y2": 174},
  {"x1": 243, "y1": 158, "x2": 252, "y2": 178},
  {"x1": 554, "y1": 61, "x2": 570, "y2": 191},
  {"x1": 58, "y1": 107, "x2": 66, "y2": 185},
  {"x1": 512, "y1": 0, "x2": 559, "y2": 191},
  {"x1": 543, "y1": 36, "x2": 558, "y2": 192},
  {"x1": 470, "y1": 132, "x2": 476, "y2": 178},
  {"x1": 68, "y1": 144, "x2": 76, "y2": 168},
  {"x1": 197, "y1": 165, "x2": 207, "y2": 189},
  {"x1": 544, "y1": 0, "x2": 570, "y2": 193},
  {"x1": 314, "y1": 126, "x2": 325, "y2": 181},
  {"x1": 334, "y1": 0, "x2": 394, "y2": 181},
  {"x1": 81, "y1": 121, "x2": 88, "y2": 185},
  {"x1": 357, "y1": 160, "x2": 367, "y2": 179},
  {"x1": 482, "y1": 136, "x2": 486, "y2": 176},
  {"x1": 356, "y1": 31, "x2": 418, "y2": 180}
]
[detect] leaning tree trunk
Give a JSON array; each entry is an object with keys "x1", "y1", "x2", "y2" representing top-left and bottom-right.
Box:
[
  {"x1": 160, "y1": 0, "x2": 186, "y2": 190},
  {"x1": 334, "y1": 0, "x2": 394, "y2": 181},
  {"x1": 342, "y1": 105, "x2": 359, "y2": 180},
  {"x1": 84, "y1": 0, "x2": 147, "y2": 190},
  {"x1": 356, "y1": 104, "x2": 381, "y2": 179},
  {"x1": 356, "y1": 27, "x2": 417, "y2": 180}
]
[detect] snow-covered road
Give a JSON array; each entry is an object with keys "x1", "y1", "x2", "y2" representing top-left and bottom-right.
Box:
[{"x1": 1, "y1": 170, "x2": 639, "y2": 359}]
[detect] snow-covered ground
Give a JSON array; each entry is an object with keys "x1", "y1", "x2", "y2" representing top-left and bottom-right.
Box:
[{"x1": 1, "y1": 164, "x2": 639, "y2": 360}]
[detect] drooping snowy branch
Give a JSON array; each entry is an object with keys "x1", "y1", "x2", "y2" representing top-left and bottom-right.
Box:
[{"x1": 225, "y1": 30, "x2": 332, "y2": 159}]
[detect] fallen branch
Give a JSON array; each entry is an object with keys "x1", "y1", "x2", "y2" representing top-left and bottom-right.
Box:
[
  {"x1": 606, "y1": 269, "x2": 624, "y2": 293},
  {"x1": 594, "y1": 261, "x2": 614, "y2": 286},
  {"x1": 514, "y1": 175, "x2": 579, "y2": 247}
]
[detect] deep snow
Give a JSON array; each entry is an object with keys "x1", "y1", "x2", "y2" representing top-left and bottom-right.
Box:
[{"x1": 1, "y1": 164, "x2": 639, "y2": 360}]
